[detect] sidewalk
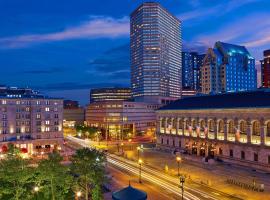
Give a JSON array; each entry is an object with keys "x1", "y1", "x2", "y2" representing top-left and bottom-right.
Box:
[{"x1": 122, "y1": 147, "x2": 270, "y2": 200}]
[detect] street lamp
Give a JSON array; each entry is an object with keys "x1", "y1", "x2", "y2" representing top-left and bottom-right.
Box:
[
  {"x1": 138, "y1": 159, "x2": 143, "y2": 183},
  {"x1": 137, "y1": 146, "x2": 141, "y2": 159},
  {"x1": 180, "y1": 175, "x2": 185, "y2": 200},
  {"x1": 176, "y1": 156, "x2": 182, "y2": 176},
  {"x1": 33, "y1": 186, "x2": 39, "y2": 200},
  {"x1": 128, "y1": 138, "x2": 132, "y2": 150},
  {"x1": 75, "y1": 191, "x2": 82, "y2": 200},
  {"x1": 121, "y1": 142, "x2": 124, "y2": 152}
]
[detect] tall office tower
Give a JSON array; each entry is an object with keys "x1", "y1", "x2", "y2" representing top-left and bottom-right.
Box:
[
  {"x1": 261, "y1": 49, "x2": 270, "y2": 88},
  {"x1": 182, "y1": 52, "x2": 205, "y2": 91},
  {"x1": 130, "y1": 2, "x2": 182, "y2": 104},
  {"x1": 201, "y1": 41, "x2": 257, "y2": 94}
]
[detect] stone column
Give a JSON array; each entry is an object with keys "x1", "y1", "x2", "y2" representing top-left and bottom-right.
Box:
[
  {"x1": 224, "y1": 120, "x2": 227, "y2": 141},
  {"x1": 176, "y1": 118, "x2": 179, "y2": 135},
  {"x1": 247, "y1": 123, "x2": 252, "y2": 144},
  {"x1": 165, "y1": 118, "x2": 168, "y2": 134},
  {"x1": 261, "y1": 124, "x2": 265, "y2": 146}
]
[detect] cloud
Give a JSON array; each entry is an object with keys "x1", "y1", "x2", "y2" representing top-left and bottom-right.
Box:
[
  {"x1": 0, "y1": 16, "x2": 129, "y2": 49},
  {"x1": 178, "y1": 0, "x2": 262, "y2": 22},
  {"x1": 38, "y1": 82, "x2": 128, "y2": 91},
  {"x1": 22, "y1": 67, "x2": 65, "y2": 74},
  {"x1": 193, "y1": 13, "x2": 270, "y2": 49},
  {"x1": 87, "y1": 43, "x2": 130, "y2": 73}
]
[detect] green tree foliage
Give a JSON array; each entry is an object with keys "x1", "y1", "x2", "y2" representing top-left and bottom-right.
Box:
[
  {"x1": 0, "y1": 154, "x2": 35, "y2": 200},
  {"x1": 35, "y1": 151, "x2": 73, "y2": 200},
  {"x1": 70, "y1": 148, "x2": 106, "y2": 200},
  {"x1": 75, "y1": 125, "x2": 99, "y2": 139}
]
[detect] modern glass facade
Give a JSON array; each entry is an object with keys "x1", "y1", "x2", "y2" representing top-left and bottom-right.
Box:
[
  {"x1": 90, "y1": 88, "x2": 131, "y2": 103},
  {"x1": 261, "y1": 49, "x2": 270, "y2": 88},
  {"x1": 202, "y1": 41, "x2": 257, "y2": 94},
  {"x1": 130, "y1": 2, "x2": 182, "y2": 100},
  {"x1": 182, "y1": 52, "x2": 205, "y2": 91}
]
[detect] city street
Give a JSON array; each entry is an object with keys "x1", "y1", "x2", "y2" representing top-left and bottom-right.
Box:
[{"x1": 66, "y1": 136, "x2": 245, "y2": 200}]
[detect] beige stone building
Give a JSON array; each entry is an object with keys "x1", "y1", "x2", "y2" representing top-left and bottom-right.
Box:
[
  {"x1": 0, "y1": 87, "x2": 63, "y2": 155},
  {"x1": 156, "y1": 90, "x2": 270, "y2": 171}
]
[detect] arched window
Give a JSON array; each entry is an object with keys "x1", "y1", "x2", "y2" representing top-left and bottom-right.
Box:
[
  {"x1": 218, "y1": 120, "x2": 224, "y2": 133},
  {"x1": 167, "y1": 118, "x2": 172, "y2": 128},
  {"x1": 172, "y1": 118, "x2": 177, "y2": 129},
  {"x1": 179, "y1": 119, "x2": 183, "y2": 129},
  {"x1": 228, "y1": 121, "x2": 234, "y2": 134},
  {"x1": 239, "y1": 121, "x2": 247, "y2": 134},
  {"x1": 200, "y1": 120, "x2": 206, "y2": 128},
  {"x1": 267, "y1": 122, "x2": 270, "y2": 137},
  {"x1": 252, "y1": 121, "x2": 260, "y2": 136},
  {"x1": 192, "y1": 120, "x2": 196, "y2": 130},
  {"x1": 209, "y1": 120, "x2": 215, "y2": 132},
  {"x1": 161, "y1": 118, "x2": 166, "y2": 128}
]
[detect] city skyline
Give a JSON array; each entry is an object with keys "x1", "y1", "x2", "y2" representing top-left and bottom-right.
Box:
[{"x1": 0, "y1": 0, "x2": 270, "y2": 104}]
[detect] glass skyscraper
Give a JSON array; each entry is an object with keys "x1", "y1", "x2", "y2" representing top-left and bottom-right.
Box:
[
  {"x1": 182, "y1": 52, "x2": 205, "y2": 91},
  {"x1": 130, "y1": 2, "x2": 182, "y2": 103},
  {"x1": 202, "y1": 41, "x2": 257, "y2": 94}
]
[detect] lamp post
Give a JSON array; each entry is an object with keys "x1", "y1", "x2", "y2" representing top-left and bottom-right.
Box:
[
  {"x1": 33, "y1": 186, "x2": 39, "y2": 200},
  {"x1": 176, "y1": 156, "x2": 182, "y2": 176},
  {"x1": 180, "y1": 175, "x2": 185, "y2": 200},
  {"x1": 75, "y1": 191, "x2": 82, "y2": 200},
  {"x1": 138, "y1": 159, "x2": 143, "y2": 183},
  {"x1": 137, "y1": 146, "x2": 141, "y2": 159},
  {"x1": 121, "y1": 142, "x2": 124, "y2": 153},
  {"x1": 128, "y1": 138, "x2": 132, "y2": 150}
]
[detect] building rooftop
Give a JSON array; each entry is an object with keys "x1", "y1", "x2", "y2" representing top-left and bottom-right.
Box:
[
  {"x1": 159, "y1": 90, "x2": 270, "y2": 111},
  {"x1": 112, "y1": 185, "x2": 147, "y2": 200},
  {"x1": 215, "y1": 41, "x2": 251, "y2": 58}
]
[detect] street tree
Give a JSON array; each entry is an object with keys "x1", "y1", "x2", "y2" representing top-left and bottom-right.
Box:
[
  {"x1": 70, "y1": 148, "x2": 106, "y2": 200},
  {"x1": 36, "y1": 151, "x2": 73, "y2": 200},
  {"x1": 0, "y1": 154, "x2": 35, "y2": 200}
]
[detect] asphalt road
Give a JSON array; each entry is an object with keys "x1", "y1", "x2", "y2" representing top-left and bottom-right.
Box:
[{"x1": 66, "y1": 136, "x2": 242, "y2": 200}]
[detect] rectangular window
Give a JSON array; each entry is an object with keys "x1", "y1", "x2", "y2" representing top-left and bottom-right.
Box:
[
  {"x1": 241, "y1": 151, "x2": 245, "y2": 160},
  {"x1": 229, "y1": 149, "x2": 233, "y2": 157},
  {"x1": 254, "y1": 153, "x2": 258, "y2": 162},
  {"x1": 45, "y1": 107, "x2": 50, "y2": 112}
]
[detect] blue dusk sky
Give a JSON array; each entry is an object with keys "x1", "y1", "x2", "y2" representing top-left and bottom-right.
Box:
[{"x1": 0, "y1": 0, "x2": 269, "y2": 105}]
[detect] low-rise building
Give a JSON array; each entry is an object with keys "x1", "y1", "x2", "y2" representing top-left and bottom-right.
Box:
[
  {"x1": 156, "y1": 90, "x2": 270, "y2": 171},
  {"x1": 0, "y1": 86, "x2": 63, "y2": 155},
  {"x1": 86, "y1": 101, "x2": 158, "y2": 139},
  {"x1": 63, "y1": 100, "x2": 85, "y2": 128},
  {"x1": 90, "y1": 87, "x2": 131, "y2": 103}
]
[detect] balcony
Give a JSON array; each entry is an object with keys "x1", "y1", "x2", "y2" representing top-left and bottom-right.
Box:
[
  {"x1": 227, "y1": 133, "x2": 235, "y2": 142},
  {"x1": 251, "y1": 135, "x2": 261, "y2": 145},
  {"x1": 239, "y1": 135, "x2": 247, "y2": 143},
  {"x1": 177, "y1": 129, "x2": 183, "y2": 135},
  {"x1": 191, "y1": 131, "x2": 197, "y2": 137},
  {"x1": 184, "y1": 130, "x2": 190, "y2": 136},
  {"x1": 160, "y1": 128, "x2": 165, "y2": 134},
  {"x1": 208, "y1": 132, "x2": 215, "y2": 139},
  {"x1": 171, "y1": 129, "x2": 176, "y2": 135},
  {"x1": 265, "y1": 137, "x2": 270, "y2": 146},
  {"x1": 217, "y1": 132, "x2": 224, "y2": 140}
]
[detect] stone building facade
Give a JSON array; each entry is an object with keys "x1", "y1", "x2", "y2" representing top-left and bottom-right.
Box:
[{"x1": 156, "y1": 90, "x2": 270, "y2": 171}]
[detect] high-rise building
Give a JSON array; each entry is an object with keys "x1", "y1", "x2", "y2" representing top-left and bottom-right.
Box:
[
  {"x1": 0, "y1": 86, "x2": 63, "y2": 155},
  {"x1": 90, "y1": 88, "x2": 131, "y2": 103},
  {"x1": 130, "y1": 2, "x2": 182, "y2": 103},
  {"x1": 182, "y1": 52, "x2": 205, "y2": 91},
  {"x1": 201, "y1": 41, "x2": 257, "y2": 94},
  {"x1": 261, "y1": 49, "x2": 270, "y2": 88}
]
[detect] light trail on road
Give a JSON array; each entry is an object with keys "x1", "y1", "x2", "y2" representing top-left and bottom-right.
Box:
[{"x1": 66, "y1": 136, "x2": 236, "y2": 200}]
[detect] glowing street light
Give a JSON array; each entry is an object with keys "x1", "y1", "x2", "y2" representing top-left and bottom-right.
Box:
[
  {"x1": 138, "y1": 159, "x2": 143, "y2": 183},
  {"x1": 137, "y1": 146, "x2": 141, "y2": 159},
  {"x1": 75, "y1": 191, "x2": 82, "y2": 200},
  {"x1": 176, "y1": 156, "x2": 182, "y2": 176},
  {"x1": 34, "y1": 186, "x2": 39, "y2": 192}
]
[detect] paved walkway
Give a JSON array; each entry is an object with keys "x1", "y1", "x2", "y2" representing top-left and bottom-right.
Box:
[{"x1": 122, "y1": 147, "x2": 270, "y2": 200}]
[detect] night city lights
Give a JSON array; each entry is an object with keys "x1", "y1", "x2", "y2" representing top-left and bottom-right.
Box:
[{"x1": 0, "y1": 0, "x2": 270, "y2": 199}]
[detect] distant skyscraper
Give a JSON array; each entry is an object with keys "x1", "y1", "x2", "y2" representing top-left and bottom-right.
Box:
[
  {"x1": 130, "y1": 2, "x2": 182, "y2": 103},
  {"x1": 182, "y1": 52, "x2": 205, "y2": 91},
  {"x1": 201, "y1": 41, "x2": 257, "y2": 94},
  {"x1": 261, "y1": 49, "x2": 270, "y2": 88}
]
